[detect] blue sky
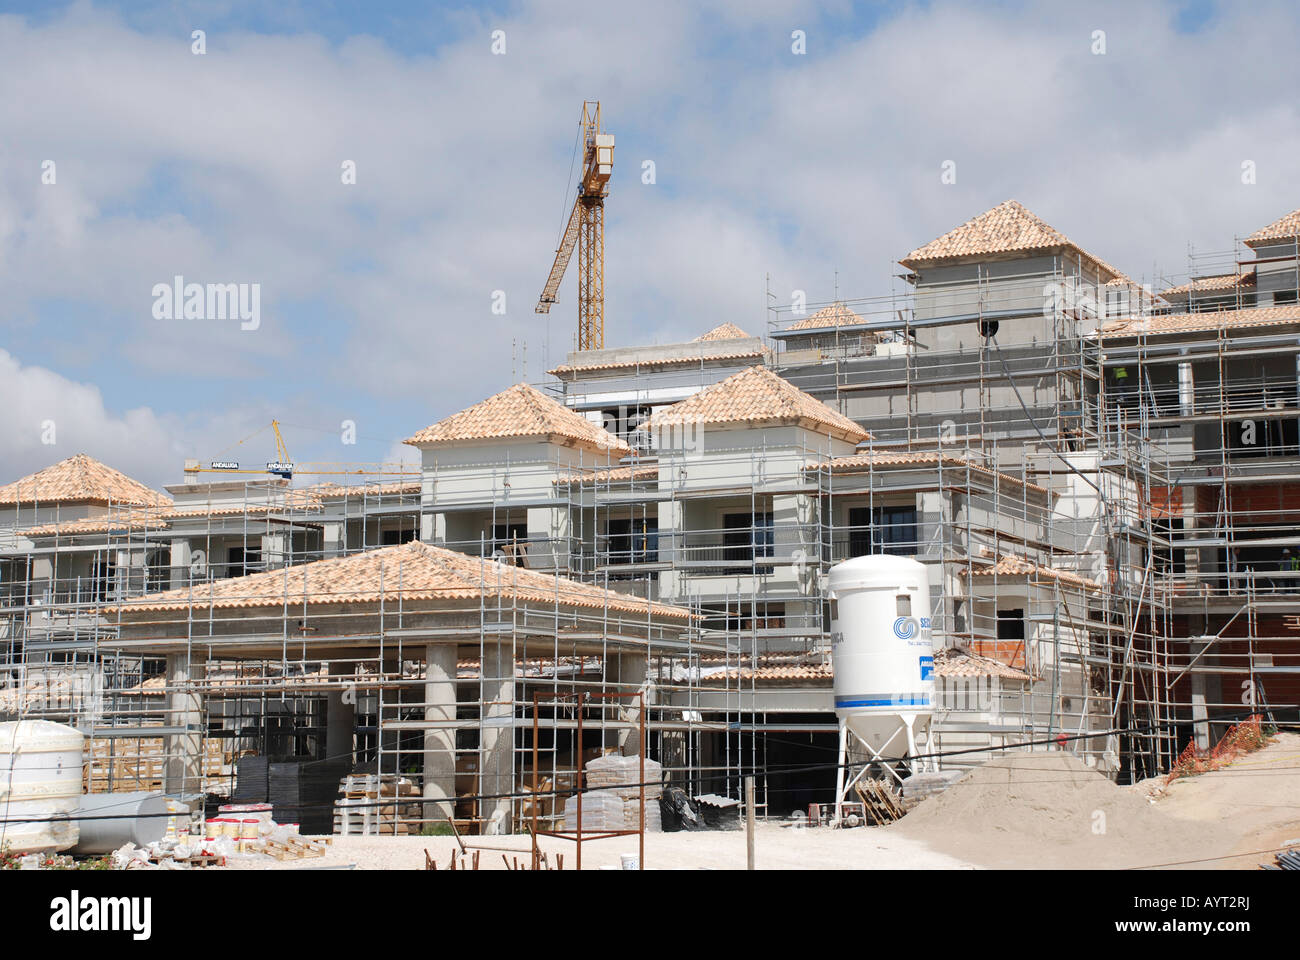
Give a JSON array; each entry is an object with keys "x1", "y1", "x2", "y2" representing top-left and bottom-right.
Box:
[{"x1": 1, "y1": 0, "x2": 1297, "y2": 487}]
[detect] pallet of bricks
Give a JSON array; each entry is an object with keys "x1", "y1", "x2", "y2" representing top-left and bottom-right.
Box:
[
  {"x1": 333, "y1": 773, "x2": 422, "y2": 835},
  {"x1": 84, "y1": 734, "x2": 225, "y2": 793},
  {"x1": 563, "y1": 754, "x2": 662, "y2": 832}
]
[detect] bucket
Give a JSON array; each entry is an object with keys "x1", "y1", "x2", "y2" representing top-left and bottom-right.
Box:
[{"x1": 620, "y1": 853, "x2": 639, "y2": 871}]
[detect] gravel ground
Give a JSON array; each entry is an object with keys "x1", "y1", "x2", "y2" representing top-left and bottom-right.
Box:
[{"x1": 220, "y1": 821, "x2": 973, "y2": 871}]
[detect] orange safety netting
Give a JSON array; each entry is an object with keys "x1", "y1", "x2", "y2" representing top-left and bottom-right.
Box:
[{"x1": 1166, "y1": 714, "x2": 1268, "y2": 784}]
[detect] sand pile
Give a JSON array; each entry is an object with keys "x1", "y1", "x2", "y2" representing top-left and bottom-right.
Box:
[{"x1": 892, "y1": 752, "x2": 1238, "y2": 869}]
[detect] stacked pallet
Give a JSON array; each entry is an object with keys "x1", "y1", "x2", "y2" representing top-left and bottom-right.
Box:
[
  {"x1": 562, "y1": 790, "x2": 624, "y2": 832},
  {"x1": 586, "y1": 754, "x2": 663, "y2": 833},
  {"x1": 84, "y1": 735, "x2": 225, "y2": 793},
  {"x1": 333, "y1": 773, "x2": 422, "y2": 835},
  {"x1": 269, "y1": 759, "x2": 349, "y2": 835}
]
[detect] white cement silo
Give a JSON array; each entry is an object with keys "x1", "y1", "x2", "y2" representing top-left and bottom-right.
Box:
[
  {"x1": 828, "y1": 555, "x2": 934, "y2": 815},
  {"x1": 0, "y1": 720, "x2": 85, "y2": 854}
]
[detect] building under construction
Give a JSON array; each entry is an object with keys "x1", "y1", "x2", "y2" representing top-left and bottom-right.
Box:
[{"x1": 2, "y1": 198, "x2": 1298, "y2": 830}]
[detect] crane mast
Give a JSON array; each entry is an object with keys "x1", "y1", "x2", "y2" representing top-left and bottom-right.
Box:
[{"x1": 536, "y1": 101, "x2": 614, "y2": 351}]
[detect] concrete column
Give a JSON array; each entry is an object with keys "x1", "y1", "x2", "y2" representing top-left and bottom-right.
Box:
[
  {"x1": 169, "y1": 538, "x2": 192, "y2": 589},
  {"x1": 422, "y1": 644, "x2": 458, "y2": 823},
  {"x1": 261, "y1": 532, "x2": 288, "y2": 570},
  {"x1": 322, "y1": 522, "x2": 345, "y2": 559},
  {"x1": 379, "y1": 654, "x2": 400, "y2": 777},
  {"x1": 611, "y1": 650, "x2": 649, "y2": 757},
  {"x1": 325, "y1": 659, "x2": 355, "y2": 767},
  {"x1": 479, "y1": 642, "x2": 515, "y2": 833},
  {"x1": 163, "y1": 649, "x2": 206, "y2": 798},
  {"x1": 1190, "y1": 636, "x2": 1216, "y2": 750}
]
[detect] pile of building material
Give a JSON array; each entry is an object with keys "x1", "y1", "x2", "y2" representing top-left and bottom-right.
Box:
[
  {"x1": 584, "y1": 753, "x2": 662, "y2": 831},
  {"x1": 562, "y1": 790, "x2": 625, "y2": 831},
  {"x1": 333, "y1": 773, "x2": 422, "y2": 835},
  {"x1": 695, "y1": 794, "x2": 741, "y2": 830}
]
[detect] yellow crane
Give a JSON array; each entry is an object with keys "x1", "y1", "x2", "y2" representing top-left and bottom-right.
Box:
[
  {"x1": 183, "y1": 420, "x2": 419, "y2": 480},
  {"x1": 535, "y1": 100, "x2": 614, "y2": 351}
]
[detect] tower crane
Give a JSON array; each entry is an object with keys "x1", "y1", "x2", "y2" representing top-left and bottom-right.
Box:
[
  {"x1": 535, "y1": 101, "x2": 614, "y2": 351},
  {"x1": 183, "y1": 420, "x2": 419, "y2": 481}
]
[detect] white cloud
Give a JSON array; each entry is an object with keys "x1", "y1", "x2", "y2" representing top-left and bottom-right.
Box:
[{"x1": 0, "y1": 0, "x2": 1297, "y2": 448}]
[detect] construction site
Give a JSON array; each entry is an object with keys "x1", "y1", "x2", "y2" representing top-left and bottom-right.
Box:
[{"x1": 2, "y1": 104, "x2": 1299, "y2": 872}]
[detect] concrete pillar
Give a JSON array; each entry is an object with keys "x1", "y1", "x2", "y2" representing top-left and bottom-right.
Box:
[
  {"x1": 611, "y1": 650, "x2": 649, "y2": 757},
  {"x1": 169, "y1": 538, "x2": 192, "y2": 589},
  {"x1": 422, "y1": 644, "x2": 458, "y2": 823},
  {"x1": 479, "y1": 642, "x2": 515, "y2": 833},
  {"x1": 379, "y1": 654, "x2": 400, "y2": 777},
  {"x1": 322, "y1": 522, "x2": 345, "y2": 558},
  {"x1": 163, "y1": 649, "x2": 206, "y2": 798},
  {"x1": 325, "y1": 659, "x2": 355, "y2": 767},
  {"x1": 1190, "y1": 636, "x2": 1216, "y2": 750},
  {"x1": 261, "y1": 532, "x2": 288, "y2": 570}
]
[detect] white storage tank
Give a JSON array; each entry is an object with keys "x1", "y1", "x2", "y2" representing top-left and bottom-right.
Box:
[
  {"x1": 0, "y1": 720, "x2": 85, "y2": 854},
  {"x1": 829, "y1": 555, "x2": 935, "y2": 762}
]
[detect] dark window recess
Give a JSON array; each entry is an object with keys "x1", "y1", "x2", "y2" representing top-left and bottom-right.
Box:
[
  {"x1": 723, "y1": 512, "x2": 774, "y2": 563},
  {"x1": 381, "y1": 528, "x2": 417, "y2": 546},
  {"x1": 227, "y1": 546, "x2": 260, "y2": 578},
  {"x1": 997, "y1": 609, "x2": 1026, "y2": 641},
  {"x1": 492, "y1": 522, "x2": 528, "y2": 566},
  {"x1": 702, "y1": 602, "x2": 786, "y2": 632},
  {"x1": 1274, "y1": 289, "x2": 1298, "y2": 305},
  {"x1": 91, "y1": 554, "x2": 116, "y2": 602},
  {"x1": 1152, "y1": 518, "x2": 1186, "y2": 576},
  {"x1": 848, "y1": 506, "x2": 918, "y2": 557},
  {"x1": 1224, "y1": 416, "x2": 1299, "y2": 459},
  {"x1": 607, "y1": 518, "x2": 658, "y2": 564}
]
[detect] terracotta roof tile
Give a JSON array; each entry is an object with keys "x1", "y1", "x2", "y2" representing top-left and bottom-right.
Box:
[
  {"x1": 644, "y1": 366, "x2": 871, "y2": 444},
  {"x1": 899, "y1": 199, "x2": 1121, "y2": 281},
  {"x1": 404, "y1": 383, "x2": 630, "y2": 455},
  {"x1": 1160, "y1": 270, "x2": 1255, "y2": 297},
  {"x1": 555, "y1": 463, "x2": 659, "y2": 486},
  {"x1": 693, "y1": 322, "x2": 752, "y2": 341},
  {"x1": 933, "y1": 648, "x2": 1031, "y2": 682},
  {"x1": 110, "y1": 540, "x2": 691, "y2": 619},
  {"x1": 548, "y1": 349, "x2": 764, "y2": 376},
  {"x1": 968, "y1": 554, "x2": 1100, "y2": 590},
  {"x1": 785, "y1": 301, "x2": 875, "y2": 332},
  {"x1": 814, "y1": 450, "x2": 1049, "y2": 495},
  {"x1": 0, "y1": 455, "x2": 171, "y2": 508},
  {"x1": 1101, "y1": 304, "x2": 1300, "y2": 338},
  {"x1": 1245, "y1": 207, "x2": 1300, "y2": 247},
  {"x1": 21, "y1": 515, "x2": 172, "y2": 538}
]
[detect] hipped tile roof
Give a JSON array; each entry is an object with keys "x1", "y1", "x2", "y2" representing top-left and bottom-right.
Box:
[
  {"x1": 694, "y1": 322, "x2": 753, "y2": 341},
  {"x1": 644, "y1": 366, "x2": 871, "y2": 444},
  {"x1": 785, "y1": 302, "x2": 871, "y2": 332},
  {"x1": 1160, "y1": 270, "x2": 1255, "y2": 297},
  {"x1": 0, "y1": 455, "x2": 171, "y2": 508},
  {"x1": 1245, "y1": 207, "x2": 1300, "y2": 247},
  {"x1": 1101, "y1": 304, "x2": 1300, "y2": 338},
  {"x1": 110, "y1": 540, "x2": 692, "y2": 619},
  {"x1": 404, "y1": 383, "x2": 630, "y2": 455},
  {"x1": 899, "y1": 200, "x2": 1122, "y2": 281}
]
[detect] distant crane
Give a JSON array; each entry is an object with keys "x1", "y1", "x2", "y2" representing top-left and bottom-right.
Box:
[
  {"x1": 183, "y1": 420, "x2": 419, "y2": 481},
  {"x1": 535, "y1": 101, "x2": 615, "y2": 351}
]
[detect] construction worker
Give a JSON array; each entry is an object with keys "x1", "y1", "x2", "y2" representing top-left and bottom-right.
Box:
[{"x1": 1282, "y1": 549, "x2": 1300, "y2": 592}]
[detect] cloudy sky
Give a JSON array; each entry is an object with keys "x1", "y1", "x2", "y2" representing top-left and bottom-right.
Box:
[{"x1": 1, "y1": 0, "x2": 1297, "y2": 489}]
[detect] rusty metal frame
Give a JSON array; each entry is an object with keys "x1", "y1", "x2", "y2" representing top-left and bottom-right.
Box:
[{"x1": 531, "y1": 690, "x2": 646, "y2": 870}]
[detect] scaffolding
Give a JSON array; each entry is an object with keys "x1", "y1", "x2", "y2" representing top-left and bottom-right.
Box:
[{"x1": 3, "y1": 238, "x2": 1298, "y2": 824}]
